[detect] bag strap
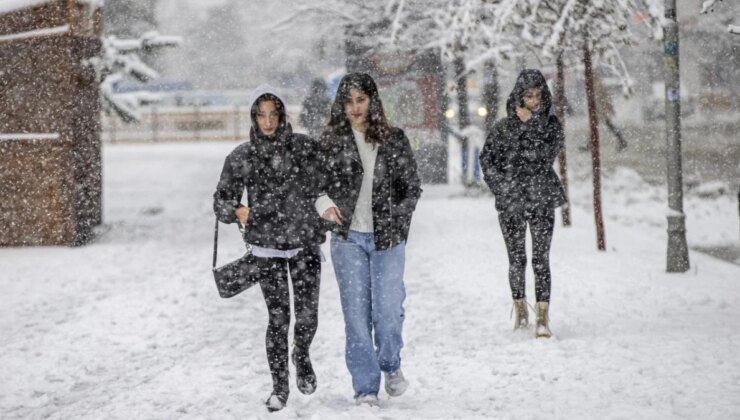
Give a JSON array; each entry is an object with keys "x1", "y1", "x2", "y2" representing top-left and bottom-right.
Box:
[
  {"x1": 214, "y1": 155, "x2": 250, "y2": 269},
  {"x1": 213, "y1": 217, "x2": 219, "y2": 269},
  {"x1": 213, "y1": 217, "x2": 247, "y2": 269}
]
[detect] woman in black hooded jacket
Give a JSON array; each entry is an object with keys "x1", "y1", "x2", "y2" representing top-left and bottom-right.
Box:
[
  {"x1": 213, "y1": 84, "x2": 325, "y2": 412},
  {"x1": 479, "y1": 69, "x2": 566, "y2": 339}
]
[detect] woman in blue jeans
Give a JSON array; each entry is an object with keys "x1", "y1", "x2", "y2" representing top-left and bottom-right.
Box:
[{"x1": 315, "y1": 73, "x2": 422, "y2": 405}]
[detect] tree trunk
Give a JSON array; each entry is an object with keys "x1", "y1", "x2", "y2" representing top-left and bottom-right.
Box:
[
  {"x1": 583, "y1": 41, "x2": 606, "y2": 251},
  {"x1": 483, "y1": 59, "x2": 498, "y2": 138},
  {"x1": 454, "y1": 55, "x2": 470, "y2": 182},
  {"x1": 555, "y1": 52, "x2": 571, "y2": 227}
]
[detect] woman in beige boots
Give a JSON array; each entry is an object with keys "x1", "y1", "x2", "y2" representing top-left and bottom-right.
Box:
[{"x1": 479, "y1": 69, "x2": 567, "y2": 338}]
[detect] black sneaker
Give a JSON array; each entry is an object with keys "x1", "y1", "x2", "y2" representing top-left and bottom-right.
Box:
[
  {"x1": 265, "y1": 391, "x2": 287, "y2": 412},
  {"x1": 291, "y1": 347, "x2": 317, "y2": 395}
]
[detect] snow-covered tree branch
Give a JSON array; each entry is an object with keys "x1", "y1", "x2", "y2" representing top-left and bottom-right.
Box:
[
  {"x1": 86, "y1": 31, "x2": 182, "y2": 122},
  {"x1": 272, "y1": 1, "x2": 395, "y2": 47},
  {"x1": 700, "y1": 0, "x2": 739, "y2": 35},
  {"x1": 487, "y1": 0, "x2": 664, "y2": 95},
  {"x1": 274, "y1": 0, "x2": 668, "y2": 94}
]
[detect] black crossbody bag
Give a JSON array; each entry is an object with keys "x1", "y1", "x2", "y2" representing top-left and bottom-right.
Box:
[{"x1": 211, "y1": 217, "x2": 260, "y2": 298}]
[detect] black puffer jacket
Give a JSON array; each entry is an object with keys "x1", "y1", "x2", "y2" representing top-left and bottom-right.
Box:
[
  {"x1": 479, "y1": 69, "x2": 567, "y2": 213},
  {"x1": 318, "y1": 127, "x2": 422, "y2": 250},
  {"x1": 213, "y1": 124, "x2": 326, "y2": 250}
]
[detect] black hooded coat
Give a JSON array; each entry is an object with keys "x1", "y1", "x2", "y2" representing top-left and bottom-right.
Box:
[
  {"x1": 299, "y1": 80, "x2": 331, "y2": 138},
  {"x1": 213, "y1": 90, "x2": 327, "y2": 250},
  {"x1": 479, "y1": 69, "x2": 567, "y2": 213}
]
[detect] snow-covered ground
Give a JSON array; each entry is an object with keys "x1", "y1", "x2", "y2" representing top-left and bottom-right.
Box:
[{"x1": 1, "y1": 141, "x2": 738, "y2": 420}]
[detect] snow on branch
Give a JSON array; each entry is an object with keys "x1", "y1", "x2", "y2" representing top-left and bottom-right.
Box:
[
  {"x1": 699, "y1": 0, "x2": 739, "y2": 36},
  {"x1": 107, "y1": 31, "x2": 182, "y2": 54},
  {"x1": 87, "y1": 31, "x2": 181, "y2": 123},
  {"x1": 486, "y1": 0, "x2": 664, "y2": 95},
  {"x1": 388, "y1": 0, "x2": 406, "y2": 44},
  {"x1": 0, "y1": 0, "x2": 103, "y2": 15},
  {"x1": 0, "y1": 0, "x2": 49, "y2": 15},
  {"x1": 272, "y1": 4, "x2": 361, "y2": 34},
  {"x1": 272, "y1": 0, "x2": 441, "y2": 60},
  {"x1": 0, "y1": 24, "x2": 68, "y2": 42},
  {"x1": 700, "y1": 0, "x2": 719, "y2": 14}
]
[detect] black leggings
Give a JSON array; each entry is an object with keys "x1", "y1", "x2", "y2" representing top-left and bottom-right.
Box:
[
  {"x1": 256, "y1": 246, "x2": 321, "y2": 396},
  {"x1": 498, "y1": 207, "x2": 555, "y2": 302}
]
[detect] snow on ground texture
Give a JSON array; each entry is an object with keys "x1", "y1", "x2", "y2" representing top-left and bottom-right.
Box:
[{"x1": 1, "y1": 142, "x2": 738, "y2": 420}]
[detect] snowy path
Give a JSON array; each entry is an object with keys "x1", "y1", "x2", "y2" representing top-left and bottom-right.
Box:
[{"x1": 1, "y1": 142, "x2": 738, "y2": 420}]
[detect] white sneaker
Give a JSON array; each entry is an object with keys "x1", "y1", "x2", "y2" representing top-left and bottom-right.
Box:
[
  {"x1": 354, "y1": 394, "x2": 380, "y2": 407},
  {"x1": 384, "y1": 369, "x2": 408, "y2": 397}
]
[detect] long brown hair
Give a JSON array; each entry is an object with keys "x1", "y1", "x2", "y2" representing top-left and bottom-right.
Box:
[{"x1": 325, "y1": 73, "x2": 391, "y2": 146}]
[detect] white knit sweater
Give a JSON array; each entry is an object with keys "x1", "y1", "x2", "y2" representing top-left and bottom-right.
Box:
[{"x1": 315, "y1": 129, "x2": 377, "y2": 232}]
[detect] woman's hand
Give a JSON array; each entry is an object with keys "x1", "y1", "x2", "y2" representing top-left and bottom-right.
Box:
[
  {"x1": 515, "y1": 106, "x2": 532, "y2": 123},
  {"x1": 322, "y1": 207, "x2": 343, "y2": 225},
  {"x1": 235, "y1": 207, "x2": 250, "y2": 225}
]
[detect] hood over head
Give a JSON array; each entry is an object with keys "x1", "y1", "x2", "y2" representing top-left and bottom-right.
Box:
[
  {"x1": 506, "y1": 69, "x2": 553, "y2": 118},
  {"x1": 249, "y1": 83, "x2": 290, "y2": 139}
]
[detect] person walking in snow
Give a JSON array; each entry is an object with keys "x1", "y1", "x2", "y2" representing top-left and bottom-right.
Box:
[
  {"x1": 300, "y1": 78, "x2": 332, "y2": 139},
  {"x1": 315, "y1": 73, "x2": 422, "y2": 406},
  {"x1": 213, "y1": 85, "x2": 326, "y2": 412},
  {"x1": 579, "y1": 73, "x2": 628, "y2": 152},
  {"x1": 594, "y1": 73, "x2": 628, "y2": 152},
  {"x1": 479, "y1": 69, "x2": 567, "y2": 339}
]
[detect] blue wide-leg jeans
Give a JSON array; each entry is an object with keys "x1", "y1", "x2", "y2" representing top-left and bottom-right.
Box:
[{"x1": 330, "y1": 230, "x2": 406, "y2": 398}]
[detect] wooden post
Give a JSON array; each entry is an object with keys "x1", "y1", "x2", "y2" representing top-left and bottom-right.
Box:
[
  {"x1": 556, "y1": 51, "x2": 571, "y2": 227},
  {"x1": 151, "y1": 105, "x2": 158, "y2": 142},
  {"x1": 194, "y1": 104, "x2": 200, "y2": 142},
  {"x1": 583, "y1": 40, "x2": 606, "y2": 251}
]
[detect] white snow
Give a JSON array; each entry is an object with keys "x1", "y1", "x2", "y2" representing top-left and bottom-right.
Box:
[
  {"x1": 0, "y1": 0, "x2": 48, "y2": 15},
  {"x1": 0, "y1": 133, "x2": 60, "y2": 141},
  {"x1": 0, "y1": 25, "x2": 68, "y2": 43},
  {"x1": 694, "y1": 181, "x2": 729, "y2": 198},
  {"x1": 1, "y1": 142, "x2": 738, "y2": 419},
  {"x1": 0, "y1": 0, "x2": 104, "y2": 14},
  {"x1": 77, "y1": 0, "x2": 103, "y2": 9}
]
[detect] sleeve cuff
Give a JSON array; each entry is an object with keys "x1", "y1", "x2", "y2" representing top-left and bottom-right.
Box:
[{"x1": 315, "y1": 194, "x2": 337, "y2": 217}]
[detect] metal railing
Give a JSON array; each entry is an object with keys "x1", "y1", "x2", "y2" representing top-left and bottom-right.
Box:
[{"x1": 102, "y1": 104, "x2": 301, "y2": 143}]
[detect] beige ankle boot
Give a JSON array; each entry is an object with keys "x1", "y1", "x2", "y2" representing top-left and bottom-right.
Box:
[
  {"x1": 535, "y1": 301, "x2": 552, "y2": 338},
  {"x1": 513, "y1": 298, "x2": 529, "y2": 330}
]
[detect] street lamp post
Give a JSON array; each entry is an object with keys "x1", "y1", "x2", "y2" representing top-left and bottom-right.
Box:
[{"x1": 663, "y1": 0, "x2": 690, "y2": 272}]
